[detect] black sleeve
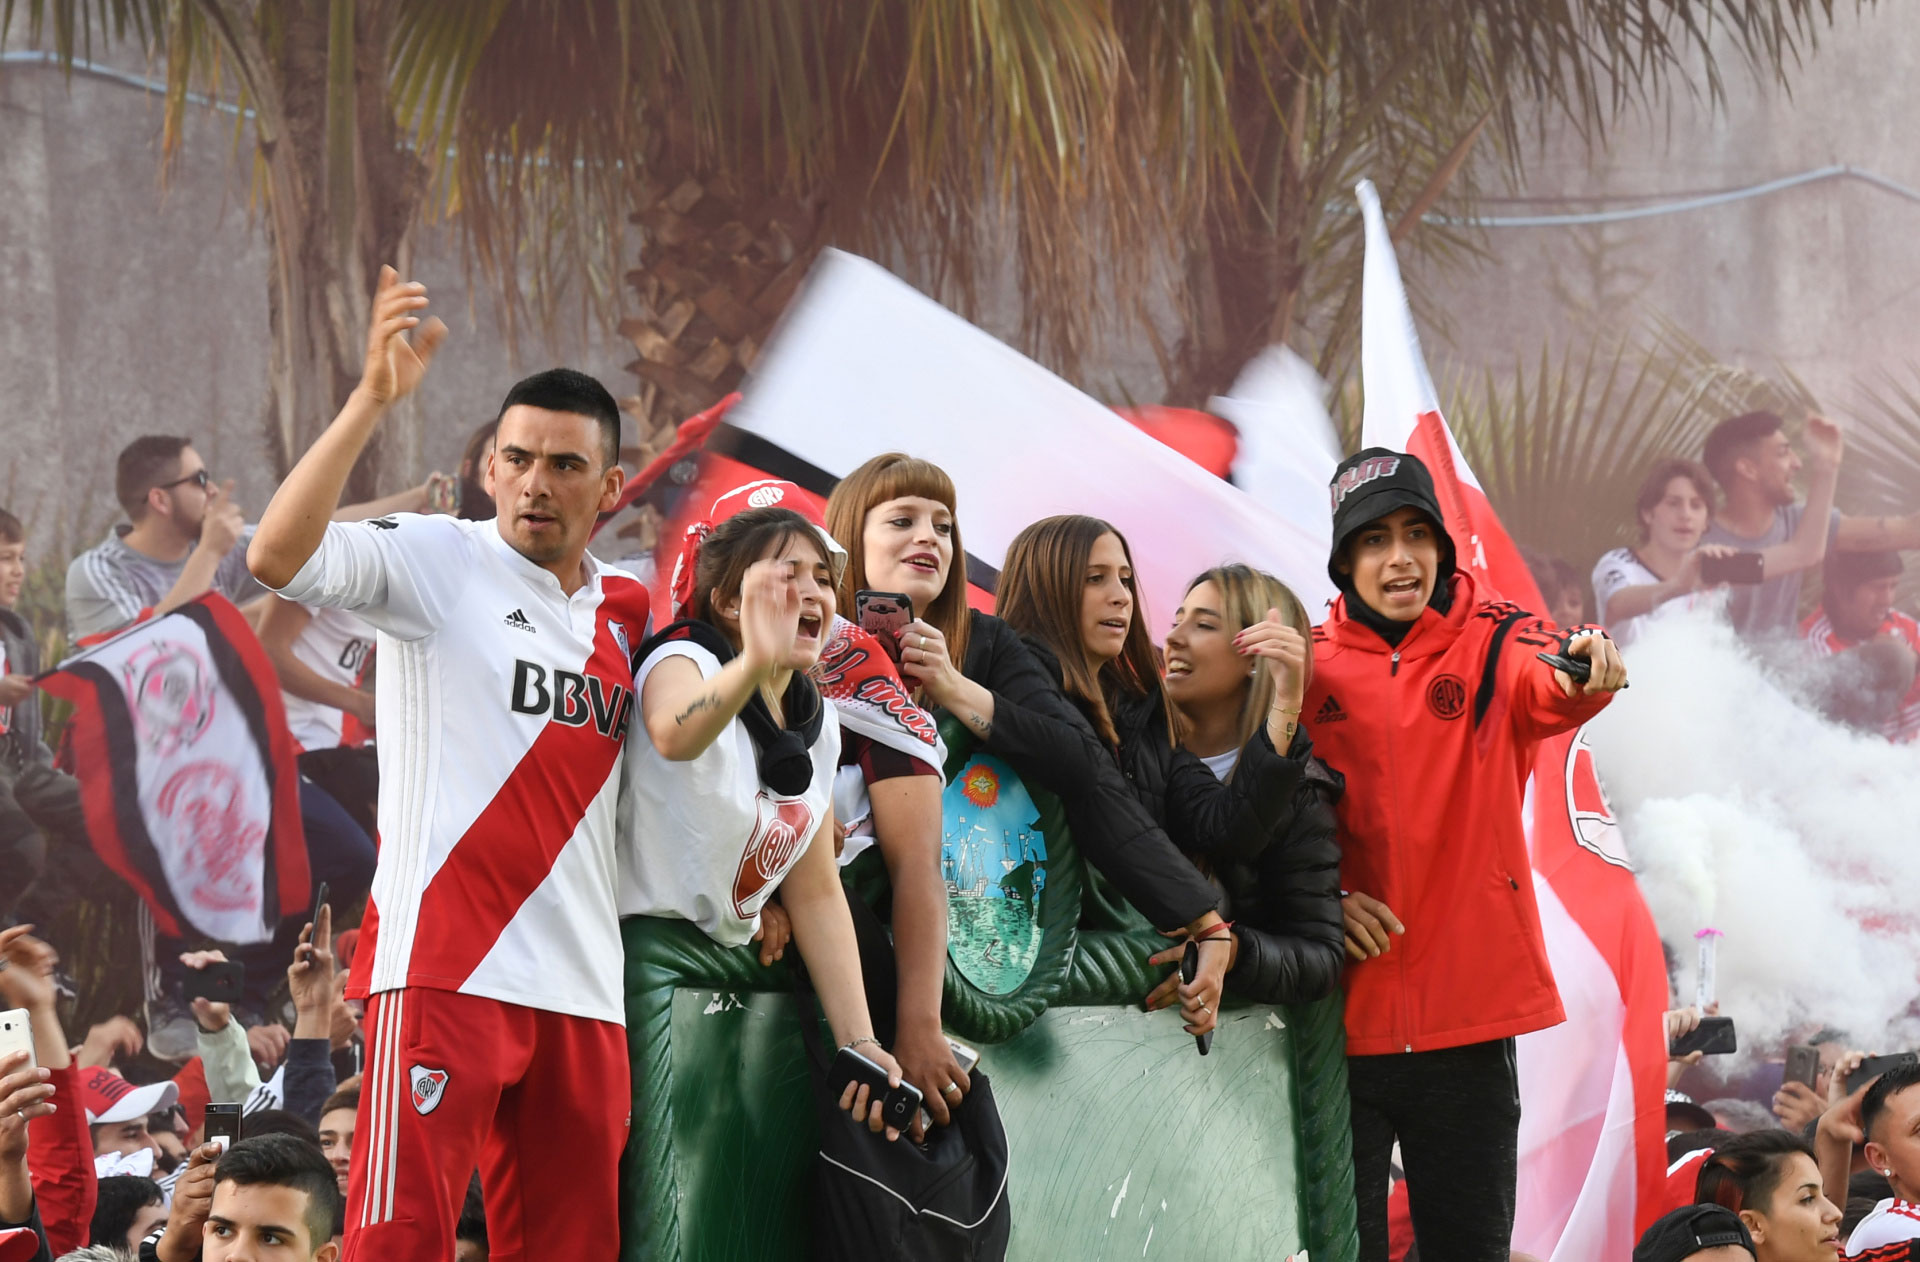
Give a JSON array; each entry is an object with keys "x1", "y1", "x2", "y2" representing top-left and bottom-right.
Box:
[
  {"x1": 1223, "y1": 753, "x2": 1347, "y2": 1007},
  {"x1": 1161, "y1": 724, "x2": 1308, "y2": 865},
  {"x1": 0, "y1": 1200, "x2": 54, "y2": 1262},
  {"x1": 283, "y1": 1037, "x2": 339, "y2": 1125},
  {"x1": 959, "y1": 617, "x2": 1219, "y2": 930}
]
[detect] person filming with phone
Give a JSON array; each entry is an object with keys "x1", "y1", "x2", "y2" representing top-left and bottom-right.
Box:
[{"x1": 1304, "y1": 448, "x2": 1628, "y2": 1259}]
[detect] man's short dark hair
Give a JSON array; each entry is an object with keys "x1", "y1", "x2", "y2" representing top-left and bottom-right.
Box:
[
  {"x1": 115, "y1": 435, "x2": 193, "y2": 520},
  {"x1": 0, "y1": 509, "x2": 22, "y2": 546},
  {"x1": 494, "y1": 368, "x2": 621, "y2": 468},
  {"x1": 1702, "y1": 411, "x2": 1785, "y2": 490},
  {"x1": 241, "y1": 1107, "x2": 322, "y2": 1148},
  {"x1": 457, "y1": 1172, "x2": 488, "y2": 1247},
  {"x1": 1861, "y1": 1061, "x2": 1920, "y2": 1145},
  {"x1": 214, "y1": 1133, "x2": 344, "y2": 1248},
  {"x1": 90, "y1": 1173, "x2": 163, "y2": 1247},
  {"x1": 1824, "y1": 549, "x2": 1904, "y2": 602},
  {"x1": 319, "y1": 1086, "x2": 359, "y2": 1119}
]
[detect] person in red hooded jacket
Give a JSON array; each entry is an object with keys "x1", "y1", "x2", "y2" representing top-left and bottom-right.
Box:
[{"x1": 1304, "y1": 448, "x2": 1628, "y2": 1261}]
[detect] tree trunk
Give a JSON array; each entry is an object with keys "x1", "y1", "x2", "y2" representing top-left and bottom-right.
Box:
[
  {"x1": 619, "y1": 104, "x2": 830, "y2": 463},
  {"x1": 228, "y1": 0, "x2": 423, "y2": 500}
]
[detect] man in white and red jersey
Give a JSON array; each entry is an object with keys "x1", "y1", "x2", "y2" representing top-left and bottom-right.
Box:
[
  {"x1": 248, "y1": 268, "x2": 646, "y2": 1262},
  {"x1": 1801, "y1": 550, "x2": 1920, "y2": 742},
  {"x1": 1819, "y1": 1063, "x2": 1920, "y2": 1256}
]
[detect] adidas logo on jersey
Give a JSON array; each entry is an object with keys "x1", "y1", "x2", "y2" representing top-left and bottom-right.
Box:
[
  {"x1": 1315, "y1": 695, "x2": 1348, "y2": 724},
  {"x1": 503, "y1": 609, "x2": 537, "y2": 632}
]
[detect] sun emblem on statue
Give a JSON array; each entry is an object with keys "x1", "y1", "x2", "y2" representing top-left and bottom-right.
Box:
[{"x1": 960, "y1": 762, "x2": 1000, "y2": 809}]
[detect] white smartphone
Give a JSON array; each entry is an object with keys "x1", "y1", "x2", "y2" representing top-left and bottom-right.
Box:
[{"x1": 0, "y1": 1009, "x2": 36, "y2": 1071}]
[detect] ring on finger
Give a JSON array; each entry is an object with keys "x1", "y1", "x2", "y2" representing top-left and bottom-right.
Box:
[{"x1": 944, "y1": 1083, "x2": 962, "y2": 1098}]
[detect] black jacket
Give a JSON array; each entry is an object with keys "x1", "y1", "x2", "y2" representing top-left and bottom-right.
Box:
[
  {"x1": 0, "y1": 610, "x2": 51, "y2": 769},
  {"x1": 1109, "y1": 688, "x2": 1346, "y2": 1007},
  {"x1": 953, "y1": 612, "x2": 1218, "y2": 930}
]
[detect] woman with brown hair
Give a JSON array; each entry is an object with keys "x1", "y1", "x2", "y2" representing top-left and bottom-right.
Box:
[
  {"x1": 824, "y1": 457, "x2": 1230, "y2": 1044},
  {"x1": 996, "y1": 523, "x2": 1342, "y2": 1012},
  {"x1": 620, "y1": 494, "x2": 907, "y2": 1140}
]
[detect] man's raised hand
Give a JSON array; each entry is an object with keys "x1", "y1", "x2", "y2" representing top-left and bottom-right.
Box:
[{"x1": 361, "y1": 266, "x2": 448, "y2": 406}]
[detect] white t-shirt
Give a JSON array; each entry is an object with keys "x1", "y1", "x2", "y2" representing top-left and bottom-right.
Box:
[
  {"x1": 1591, "y1": 547, "x2": 1706, "y2": 646},
  {"x1": 1200, "y1": 748, "x2": 1240, "y2": 781},
  {"x1": 1849, "y1": 1198, "x2": 1920, "y2": 1255},
  {"x1": 280, "y1": 604, "x2": 377, "y2": 751},
  {"x1": 617, "y1": 640, "x2": 840, "y2": 948},
  {"x1": 277, "y1": 513, "x2": 651, "y2": 1024}
]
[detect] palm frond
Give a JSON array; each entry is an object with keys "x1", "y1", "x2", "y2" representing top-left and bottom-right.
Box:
[{"x1": 1440, "y1": 320, "x2": 1823, "y2": 579}]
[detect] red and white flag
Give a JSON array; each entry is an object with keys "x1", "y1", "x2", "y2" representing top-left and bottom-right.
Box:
[
  {"x1": 1357, "y1": 179, "x2": 1669, "y2": 1259},
  {"x1": 40, "y1": 594, "x2": 310, "y2": 943}
]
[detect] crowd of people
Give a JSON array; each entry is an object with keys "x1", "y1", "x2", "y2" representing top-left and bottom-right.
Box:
[{"x1": 0, "y1": 265, "x2": 1907, "y2": 1262}]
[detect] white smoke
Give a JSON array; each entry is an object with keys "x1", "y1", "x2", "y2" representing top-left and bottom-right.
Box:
[{"x1": 1585, "y1": 605, "x2": 1920, "y2": 1053}]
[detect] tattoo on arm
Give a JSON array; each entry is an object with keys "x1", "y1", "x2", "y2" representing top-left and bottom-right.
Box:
[
  {"x1": 965, "y1": 711, "x2": 991, "y2": 738},
  {"x1": 674, "y1": 692, "x2": 720, "y2": 726}
]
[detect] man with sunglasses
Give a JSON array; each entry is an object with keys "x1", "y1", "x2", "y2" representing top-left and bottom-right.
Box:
[
  {"x1": 65, "y1": 436, "x2": 261, "y2": 641},
  {"x1": 62, "y1": 438, "x2": 405, "y2": 1064}
]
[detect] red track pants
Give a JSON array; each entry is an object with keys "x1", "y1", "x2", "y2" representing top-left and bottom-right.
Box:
[{"x1": 342, "y1": 988, "x2": 629, "y2": 1262}]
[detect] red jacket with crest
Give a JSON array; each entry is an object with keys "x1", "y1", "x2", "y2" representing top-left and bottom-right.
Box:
[{"x1": 1304, "y1": 572, "x2": 1613, "y2": 1056}]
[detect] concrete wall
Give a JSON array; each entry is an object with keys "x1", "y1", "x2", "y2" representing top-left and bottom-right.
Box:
[
  {"x1": 1423, "y1": 5, "x2": 1920, "y2": 411},
  {"x1": 0, "y1": 46, "x2": 632, "y2": 566}
]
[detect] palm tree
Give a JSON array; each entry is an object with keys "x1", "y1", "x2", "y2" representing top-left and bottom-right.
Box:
[{"x1": 7, "y1": 0, "x2": 1856, "y2": 488}]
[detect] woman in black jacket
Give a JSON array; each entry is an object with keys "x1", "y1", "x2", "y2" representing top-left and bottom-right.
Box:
[
  {"x1": 823, "y1": 455, "x2": 1230, "y2": 1038},
  {"x1": 995, "y1": 519, "x2": 1343, "y2": 1010}
]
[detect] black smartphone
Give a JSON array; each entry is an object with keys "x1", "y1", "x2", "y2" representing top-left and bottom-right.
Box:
[
  {"x1": 827, "y1": 1046, "x2": 922, "y2": 1134},
  {"x1": 183, "y1": 960, "x2": 245, "y2": 1006},
  {"x1": 854, "y1": 590, "x2": 914, "y2": 660},
  {"x1": 1855, "y1": 1052, "x2": 1920, "y2": 1083},
  {"x1": 1700, "y1": 550, "x2": 1765, "y2": 586},
  {"x1": 1670, "y1": 1015, "x2": 1737, "y2": 1058},
  {"x1": 1180, "y1": 940, "x2": 1213, "y2": 1057},
  {"x1": 310, "y1": 881, "x2": 330, "y2": 933},
  {"x1": 204, "y1": 1101, "x2": 242, "y2": 1152},
  {"x1": 1784, "y1": 1044, "x2": 1820, "y2": 1089}
]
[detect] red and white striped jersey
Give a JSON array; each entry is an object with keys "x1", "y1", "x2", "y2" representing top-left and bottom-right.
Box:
[
  {"x1": 277, "y1": 513, "x2": 649, "y2": 1023},
  {"x1": 1851, "y1": 1198, "x2": 1920, "y2": 1255},
  {"x1": 1802, "y1": 608, "x2": 1920, "y2": 743}
]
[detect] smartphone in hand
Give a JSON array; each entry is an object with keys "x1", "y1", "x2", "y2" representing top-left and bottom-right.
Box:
[
  {"x1": 828, "y1": 1046, "x2": 922, "y2": 1134},
  {"x1": 1670, "y1": 1015, "x2": 1737, "y2": 1058},
  {"x1": 205, "y1": 1101, "x2": 242, "y2": 1153},
  {"x1": 0, "y1": 1008, "x2": 35, "y2": 1070},
  {"x1": 1180, "y1": 941, "x2": 1213, "y2": 1057},
  {"x1": 183, "y1": 961, "x2": 245, "y2": 1006},
  {"x1": 855, "y1": 591, "x2": 914, "y2": 661},
  {"x1": 1699, "y1": 551, "x2": 1765, "y2": 586},
  {"x1": 1784, "y1": 1044, "x2": 1820, "y2": 1089}
]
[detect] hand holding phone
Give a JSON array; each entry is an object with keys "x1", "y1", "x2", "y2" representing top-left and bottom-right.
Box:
[
  {"x1": 1854, "y1": 1051, "x2": 1919, "y2": 1083},
  {"x1": 855, "y1": 591, "x2": 914, "y2": 661},
  {"x1": 1699, "y1": 550, "x2": 1765, "y2": 586},
  {"x1": 204, "y1": 1101, "x2": 242, "y2": 1153},
  {"x1": 182, "y1": 958, "x2": 245, "y2": 1007},
  {"x1": 0, "y1": 1010, "x2": 34, "y2": 1072},
  {"x1": 1180, "y1": 941, "x2": 1214, "y2": 1057},
  {"x1": 1784, "y1": 1044, "x2": 1820, "y2": 1090},
  {"x1": 828, "y1": 1045, "x2": 919, "y2": 1140},
  {"x1": 1670, "y1": 1015, "x2": 1737, "y2": 1058}
]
